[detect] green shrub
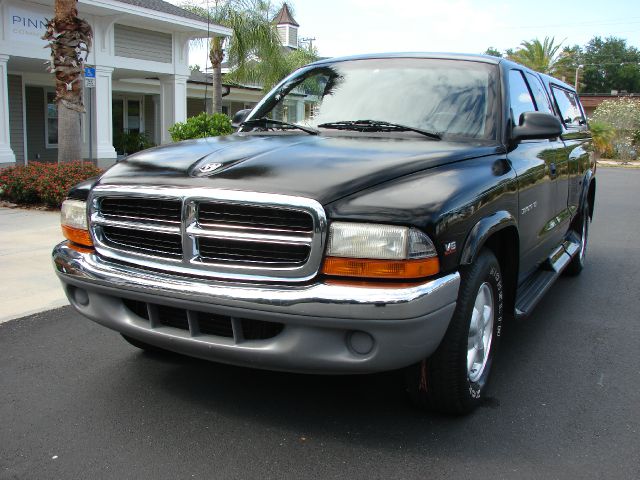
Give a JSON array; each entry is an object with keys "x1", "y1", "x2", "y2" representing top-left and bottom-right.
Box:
[
  {"x1": 114, "y1": 131, "x2": 154, "y2": 155},
  {"x1": 168, "y1": 112, "x2": 233, "y2": 142},
  {"x1": 592, "y1": 98, "x2": 640, "y2": 160},
  {"x1": 588, "y1": 120, "x2": 616, "y2": 158},
  {"x1": 0, "y1": 161, "x2": 103, "y2": 208}
]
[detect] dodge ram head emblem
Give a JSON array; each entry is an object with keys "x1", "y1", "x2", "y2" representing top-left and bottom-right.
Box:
[{"x1": 198, "y1": 162, "x2": 223, "y2": 174}]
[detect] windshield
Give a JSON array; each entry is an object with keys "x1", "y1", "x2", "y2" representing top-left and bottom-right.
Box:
[{"x1": 247, "y1": 58, "x2": 499, "y2": 141}]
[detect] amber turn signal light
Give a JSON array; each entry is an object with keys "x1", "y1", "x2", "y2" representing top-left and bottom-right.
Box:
[
  {"x1": 62, "y1": 225, "x2": 94, "y2": 248},
  {"x1": 322, "y1": 256, "x2": 439, "y2": 280}
]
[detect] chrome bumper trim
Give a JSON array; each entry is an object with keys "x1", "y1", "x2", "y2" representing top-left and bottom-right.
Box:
[{"x1": 53, "y1": 242, "x2": 460, "y2": 321}]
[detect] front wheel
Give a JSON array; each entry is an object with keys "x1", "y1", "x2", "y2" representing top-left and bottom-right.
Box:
[{"x1": 405, "y1": 249, "x2": 504, "y2": 415}]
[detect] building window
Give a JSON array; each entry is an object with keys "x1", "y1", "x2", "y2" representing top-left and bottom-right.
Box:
[{"x1": 45, "y1": 91, "x2": 58, "y2": 147}]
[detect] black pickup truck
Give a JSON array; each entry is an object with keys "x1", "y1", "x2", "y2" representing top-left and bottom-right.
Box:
[{"x1": 53, "y1": 53, "x2": 595, "y2": 415}]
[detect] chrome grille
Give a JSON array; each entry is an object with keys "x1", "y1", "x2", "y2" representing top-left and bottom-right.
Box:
[{"x1": 89, "y1": 186, "x2": 327, "y2": 282}]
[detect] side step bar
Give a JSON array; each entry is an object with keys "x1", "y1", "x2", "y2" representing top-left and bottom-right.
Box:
[{"x1": 515, "y1": 235, "x2": 581, "y2": 319}]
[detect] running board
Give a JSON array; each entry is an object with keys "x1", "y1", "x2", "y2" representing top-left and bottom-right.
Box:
[{"x1": 515, "y1": 236, "x2": 581, "y2": 319}]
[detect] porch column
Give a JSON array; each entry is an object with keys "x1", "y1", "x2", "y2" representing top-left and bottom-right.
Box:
[
  {"x1": 0, "y1": 55, "x2": 16, "y2": 165},
  {"x1": 159, "y1": 74, "x2": 189, "y2": 144},
  {"x1": 152, "y1": 95, "x2": 161, "y2": 146},
  {"x1": 93, "y1": 66, "x2": 117, "y2": 162}
]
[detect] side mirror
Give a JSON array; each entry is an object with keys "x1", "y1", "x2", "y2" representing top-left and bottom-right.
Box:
[
  {"x1": 511, "y1": 112, "x2": 563, "y2": 143},
  {"x1": 231, "y1": 109, "x2": 252, "y2": 128}
]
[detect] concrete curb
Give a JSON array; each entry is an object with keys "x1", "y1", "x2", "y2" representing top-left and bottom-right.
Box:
[{"x1": 597, "y1": 160, "x2": 640, "y2": 168}]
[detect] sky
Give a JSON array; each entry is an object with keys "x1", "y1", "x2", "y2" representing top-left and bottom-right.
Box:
[{"x1": 170, "y1": 0, "x2": 640, "y2": 68}]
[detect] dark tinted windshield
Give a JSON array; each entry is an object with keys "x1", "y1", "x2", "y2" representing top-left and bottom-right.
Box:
[{"x1": 248, "y1": 58, "x2": 499, "y2": 141}]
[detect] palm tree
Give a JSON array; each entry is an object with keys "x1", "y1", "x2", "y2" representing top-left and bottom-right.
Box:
[
  {"x1": 43, "y1": 0, "x2": 92, "y2": 163},
  {"x1": 508, "y1": 37, "x2": 563, "y2": 75},
  {"x1": 183, "y1": 1, "x2": 316, "y2": 113}
]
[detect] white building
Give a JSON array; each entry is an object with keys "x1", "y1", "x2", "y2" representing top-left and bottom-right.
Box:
[
  {"x1": 0, "y1": 0, "x2": 314, "y2": 168},
  {"x1": 0, "y1": 0, "x2": 232, "y2": 167}
]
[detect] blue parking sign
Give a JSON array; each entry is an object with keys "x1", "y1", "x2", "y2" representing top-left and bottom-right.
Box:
[{"x1": 84, "y1": 67, "x2": 96, "y2": 78}]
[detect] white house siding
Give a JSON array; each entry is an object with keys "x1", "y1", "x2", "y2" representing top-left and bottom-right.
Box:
[
  {"x1": 114, "y1": 24, "x2": 172, "y2": 64},
  {"x1": 288, "y1": 26, "x2": 298, "y2": 48},
  {"x1": 7, "y1": 74, "x2": 24, "y2": 164},
  {"x1": 277, "y1": 25, "x2": 287, "y2": 45}
]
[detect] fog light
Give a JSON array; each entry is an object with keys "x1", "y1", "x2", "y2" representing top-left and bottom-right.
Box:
[
  {"x1": 348, "y1": 331, "x2": 374, "y2": 355},
  {"x1": 69, "y1": 286, "x2": 89, "y2": 307}
]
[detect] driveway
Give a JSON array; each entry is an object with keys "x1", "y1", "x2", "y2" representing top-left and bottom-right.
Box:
[{"x1": 0, "y1": 207, "x2": 66, "y2": 323}]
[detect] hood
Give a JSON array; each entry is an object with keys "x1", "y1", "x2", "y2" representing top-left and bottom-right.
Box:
[{"x1": 98, "y1": 134, "x2": 501, "y2": 205}]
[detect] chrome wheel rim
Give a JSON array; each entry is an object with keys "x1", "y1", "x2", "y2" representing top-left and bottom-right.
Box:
[{"x1": 467, "y1": 282, "x2": 494, "y2": 383}]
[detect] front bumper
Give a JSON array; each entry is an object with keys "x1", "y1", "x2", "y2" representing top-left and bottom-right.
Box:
[{"x1": 53, "y1": 241, "x2": 459, "y2": 374}]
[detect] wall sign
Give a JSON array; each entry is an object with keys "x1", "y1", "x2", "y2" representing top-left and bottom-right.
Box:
[
  {"x1": 85, "y1": 67, "x2": 96, "y2": 88},
  {"x1": 7, "y1": 5, "x2": 50, "y2": 45}
]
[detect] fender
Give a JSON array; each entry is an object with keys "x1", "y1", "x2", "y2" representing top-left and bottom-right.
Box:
[
  {"x1": 460, "y1": 211, "x2": 518, "y2": 265},
  {"x1": 579, "y1": 169, "x2": 596, "y2": 219}
]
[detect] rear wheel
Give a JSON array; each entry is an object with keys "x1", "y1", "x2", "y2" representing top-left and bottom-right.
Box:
[
  {"x1": 564, "y1": 202, "x2": 590, "y2": 276},
  {"x1": 405, "y1": 249, "x2": 503, "y2": 415}
]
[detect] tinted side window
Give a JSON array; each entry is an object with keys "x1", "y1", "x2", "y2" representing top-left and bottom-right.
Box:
[
  {"x1": 552, "y1": 87, "x2": 585, "y2": 127},
  {"x1": 525, "y1": 72, "x2": 553, "y2": 114},
  {"x1": 509, "y1": 70, "x2": 536, "y2": 126}
]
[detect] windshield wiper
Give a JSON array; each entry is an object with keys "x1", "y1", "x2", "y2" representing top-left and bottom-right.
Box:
[
  {"x1": 241, "y1": 117, "x2": 319, "y2": 135},
  {"x1": 318, "y1": 120, "x2": 441, "y2": 140}
]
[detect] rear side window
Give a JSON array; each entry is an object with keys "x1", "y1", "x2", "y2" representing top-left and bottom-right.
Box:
[
  {"x1": 509, "y1": 70, "x2": 536, "y2": 126},
  {"x1": 552, "y1": 87, "x2": 585, "y2": 127},
  {"x1": 525, "y1": 72, "x2": 553, "y2": 114}
]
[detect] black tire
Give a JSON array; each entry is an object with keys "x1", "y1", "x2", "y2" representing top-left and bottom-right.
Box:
[
  {"x1": 121, "y1": 334, "x2": 172, "y2": 355},
  {"x1": 564, "y1": 202, "x2": 590, "y2": 276},
  {"x1": 405, "y1": 249, "x2": 504, "y2": 415}
]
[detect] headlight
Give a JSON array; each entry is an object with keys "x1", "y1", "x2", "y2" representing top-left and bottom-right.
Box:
[
  {"x1": 60, "y1": 200, "x2": 93, "y2": 247},
  {"x1": 61, "y1": 200, "x2": 88, "y2": 230},
  {"x1": 323, "y1": 222, "x2": 439, "y2": 280}
]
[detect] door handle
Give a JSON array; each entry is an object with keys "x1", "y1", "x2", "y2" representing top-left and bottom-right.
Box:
[{"x1": 549, "y1": 163, "x2": 557, "y2": 177}]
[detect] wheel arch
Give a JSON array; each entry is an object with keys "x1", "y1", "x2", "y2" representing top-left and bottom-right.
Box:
[
  {"x1": 586, "y1": 176, "x2": 596, "y2": 219},
  {"x1": 459, "y1": 211, "x2": 519, "y2": 319}
]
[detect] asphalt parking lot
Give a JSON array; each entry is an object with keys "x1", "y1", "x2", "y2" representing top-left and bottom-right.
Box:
[{"x1": 1, "y1": 167, "x2": 639, "y2": 480}]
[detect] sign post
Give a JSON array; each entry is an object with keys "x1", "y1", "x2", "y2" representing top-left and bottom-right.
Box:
[{"x1": 84, "y1": 67, "x2": 95, "y2": 163}]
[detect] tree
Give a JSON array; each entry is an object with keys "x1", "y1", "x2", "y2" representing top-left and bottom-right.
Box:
[
  {"x1": 581, "y1": 37, "x2": 640, "y2": 94},
  {"x1": 507, "y1": 37, "x2": 566, "y2": 75},
  {"x1": 182, "y1": 1, "x2": 317, "y2": 112},
  {"x1": 43, "y1": 0, "x2": 92, "y2": 163},
  {"x1": 484, "y1": 47, "x2": 502, "y2": 58}
]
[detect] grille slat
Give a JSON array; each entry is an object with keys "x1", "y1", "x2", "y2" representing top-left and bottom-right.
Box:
[
  {"x1": 121, "y1": 299, "x2": 282, "y2": 341},
  {"x1": 198, "y1": 203, "x2": 313, "y2": 232},
  {"x1": 156, "y1": 305, "x2": 189, "y2": 330},
  {"x1": 198, "y1": 238, "x2": 310, "y2": 265},
  {"x1": 102, "y1": 226, "x2": 182, "y2": 257},
  {"x1": 197, "y1": 312, "x2": 235, "y2": 337},
  {"x1": 101, "y1": 198, "x2": 181, "y2": 224}
]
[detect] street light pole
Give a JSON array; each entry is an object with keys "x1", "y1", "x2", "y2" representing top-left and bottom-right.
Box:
[{"x1": 575, "y1": 64, "x2": 584, "y2": 92}]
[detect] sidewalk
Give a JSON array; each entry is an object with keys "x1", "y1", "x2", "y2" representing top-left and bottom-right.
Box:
[{"x1": 0, "y1": 207, "x2": 68, "y2": 323}]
